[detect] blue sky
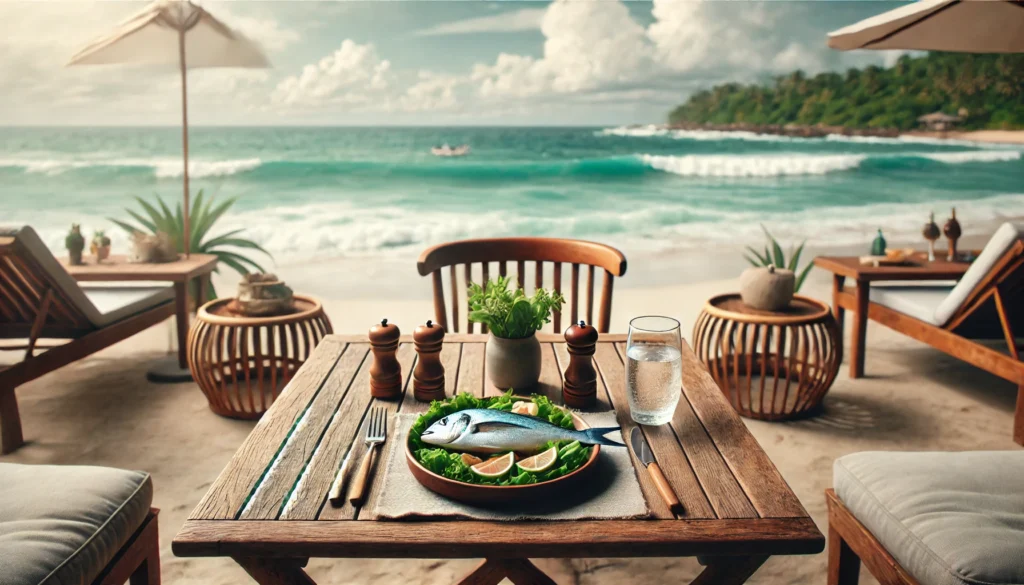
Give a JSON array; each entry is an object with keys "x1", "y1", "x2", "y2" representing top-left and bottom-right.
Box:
[{"x1": 0, "y1": 1, "x2": 909, "y2": 126}]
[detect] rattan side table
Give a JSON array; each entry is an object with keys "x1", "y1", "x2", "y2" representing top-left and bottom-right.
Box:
[
  {"x1": 188, "y1": 295, "x2": 333, "y2": 419},
  {"x1": 692, "y1": 293, "x2": 841, "y2": 420}
]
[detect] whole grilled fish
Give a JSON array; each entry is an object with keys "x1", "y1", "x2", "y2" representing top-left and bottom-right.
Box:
[{"x1": 420, "y1": 408, "x2": 622, "y2": 454}]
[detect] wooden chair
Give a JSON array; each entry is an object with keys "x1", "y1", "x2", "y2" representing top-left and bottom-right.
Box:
[
  {"x1": 417, "y1": 238, "x2": 627, "y2": 333},
  {"x1": 0, "y1": 227, "x2": 176, "y2": 453},
  {"x1": 834, "y1": 222, "x2": 1024, "y2": 445}
]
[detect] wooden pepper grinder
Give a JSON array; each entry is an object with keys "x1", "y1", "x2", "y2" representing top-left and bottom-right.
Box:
[
  {"x1": 563, "y1": 320, "x2": 599, "y2": 408},
  {"x1": 368, "y1": 318, "x2": 402, "y2": 399},
  {"x1": 944, "y1": 207, "x2": 962, "y2": 262},
  {"x1": 413, "y1": 320, "x2": 446, "y2": 402}
]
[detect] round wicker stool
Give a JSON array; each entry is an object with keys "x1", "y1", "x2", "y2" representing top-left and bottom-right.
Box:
[
  {"x1": 692, "y1": 293, "x2": 841, "y2": 420},
  {"x1": 188, "y1": 295, "x2": 333, "y2": 419}
]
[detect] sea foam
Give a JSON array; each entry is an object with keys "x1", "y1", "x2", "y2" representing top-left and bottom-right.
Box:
[
  {"x1": 640, "y1": 153, "x2": 867, "y2": 177},
  {"x1": 0, "y1": 157, "x2": 262, "y2": 178}
]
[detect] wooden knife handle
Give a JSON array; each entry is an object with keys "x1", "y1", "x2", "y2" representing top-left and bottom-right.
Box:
[
  {"x1": 347, "y1": 443, "x2": 379, "y2": 506},
  {"x1": 327, "y1": 452, "x2": 353, "y2": 506},
  {"x1": 648, "y1": 462, "x2": 684, "y2": 515}
]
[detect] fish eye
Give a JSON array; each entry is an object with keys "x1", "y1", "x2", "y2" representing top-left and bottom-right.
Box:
[{"x1": 438, "y1": 418, "x2": 447, "y2": 426}]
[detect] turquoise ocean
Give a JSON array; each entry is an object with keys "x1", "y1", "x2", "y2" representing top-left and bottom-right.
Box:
[{"x1": 2, "y1": 126, "x2": 1022, "y2": 262}]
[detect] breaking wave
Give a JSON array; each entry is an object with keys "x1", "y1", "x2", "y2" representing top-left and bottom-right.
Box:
[{"x1": 0, "y1": 157, "x2": 263, "y2": 178}]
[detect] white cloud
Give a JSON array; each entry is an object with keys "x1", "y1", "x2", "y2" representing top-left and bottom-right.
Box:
[
  {"x1": 272, "y1": 40, "x2": 393, "y2": 107},
  {"x1": 415, "y1": 8, "x2": 545, "y2": 37}
]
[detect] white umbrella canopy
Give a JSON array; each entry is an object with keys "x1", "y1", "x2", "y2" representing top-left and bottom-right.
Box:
[
  {"x1": 68, "y1": 0, "x2": 269, "y2": 255},
  {"x1": 827, "y1": 0, "x2": 1024, "y2": 53}
]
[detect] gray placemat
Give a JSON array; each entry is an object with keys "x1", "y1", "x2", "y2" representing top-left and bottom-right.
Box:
[{"x1": 371, "y1": 412, "x2": 650, "y2": 521}]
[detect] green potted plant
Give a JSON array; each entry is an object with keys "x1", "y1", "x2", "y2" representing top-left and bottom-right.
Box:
[
  {"x1": 65, "y1": 224, "x2": 85, "y2": 265},
  {"x1": 90, "y1": 230, "x2": 111, "y2": 262},
  {"x1": 468, "y1": 276, "x2": 565, "y2": 390},
  {"x1": 741, "y1": 225, "x2": 814, "y2": 310}
]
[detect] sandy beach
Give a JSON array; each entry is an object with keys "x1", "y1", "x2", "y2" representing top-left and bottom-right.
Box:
[
  {"x1": 905, "y1": 129, "x2": 1024, "y2": 145},
  {"x1": 2, "y1": 232, "x2": 1021, "y2": 584}
]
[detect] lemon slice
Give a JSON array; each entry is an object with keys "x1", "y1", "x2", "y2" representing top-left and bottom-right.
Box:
[
  {"x1": 516, "y1": 446, "x2": 558, "y2": 473},
  {"x1": 470, "y1": 452, "x2": 514, "y2": 478},
  {"x1": 460, "y1": 453, "x2": 483, "y2": 467},
  {"x1": 511, "y1": 401, "x2": 539, "y2": 416}
]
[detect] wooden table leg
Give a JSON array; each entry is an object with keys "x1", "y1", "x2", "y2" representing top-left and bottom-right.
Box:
[
  {"x1": 234, "y1": 558, "x2": 315, "y2": 585},
  {"x1": 456, "y1": 559, "x2": 556, "y2": 585},
  {"x1": 197, "y1": 274, "x2": 209, "y2": 307},
  {"x1": 849, "y1": 280, "x2": 869, "y2": 379},
  {"x1": 0, "y1": 384, "x2": 25, "y2": 454},
  {"x1": 174, "y1": 281, "x2": 189, "y2": 370},
  {"x1": 831, "y1": 274, "x2": 846, "y2": 335},
  {"x1": 827, "y1": 524, "x2": 861, "y2": 585},
  {"x1": 691, "y1": 556, "x2": 767, "y2": 585}
]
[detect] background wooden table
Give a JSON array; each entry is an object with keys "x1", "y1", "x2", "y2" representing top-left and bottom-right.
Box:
[
  {"x1": 173, "y1": 333, "x2": 823, "y2": 585},
  {"x1": 813, "y1": 252, "x2": 971, "y2": 378},
  {"x1": 62, "y1": 254, "x2": 218, "y2": 369}
]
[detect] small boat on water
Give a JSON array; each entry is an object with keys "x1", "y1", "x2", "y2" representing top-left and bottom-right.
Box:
[{"x1": 431, "y1": 144, "x2": 470, "y2": 157}]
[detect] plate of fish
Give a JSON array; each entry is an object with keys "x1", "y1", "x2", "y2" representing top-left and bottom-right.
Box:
[{"x1": 406, "y1": 391, "x2": 620, "y2": 504}]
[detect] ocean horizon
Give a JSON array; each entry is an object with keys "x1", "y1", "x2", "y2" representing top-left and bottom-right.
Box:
[{"x1": 3, "y1": 125, "x2": 1022, "y2": 264}]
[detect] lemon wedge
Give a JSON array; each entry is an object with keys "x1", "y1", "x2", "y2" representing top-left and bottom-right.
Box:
[
  {"x1": 470, "y1": 452, "x2": 514, "y2": 478},
  {"x1": 511, "y1": 401, "x2": 539, "y2": 416},
  {"x1": 516, "y1": 446, "x2": 558, "y2": 473},
  {"x1": 460, "y1": 453, "x2": 483, "y2": 467}
]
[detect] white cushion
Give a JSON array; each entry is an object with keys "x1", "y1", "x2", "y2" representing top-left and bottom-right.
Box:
[
  {"x1": 4, "y1": 226, "x2": 173, "y2": 329},
  {"x1": 935, "y1": 222, "x2": 1024, "y2": 325},
  {"x1": 868, "y1": 222, "x2": 1023, "y2": 327},
  {"x1": 82, "y1": 286, "x2": 175, "y2": 327},
  {"x1": 870, "y1": 285, "x2": 955, "y2": 326}
]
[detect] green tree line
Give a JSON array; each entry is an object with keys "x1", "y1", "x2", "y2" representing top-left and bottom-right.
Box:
[{"x1": 668, "y1": 53, "x2": 1024, "y2": 130}]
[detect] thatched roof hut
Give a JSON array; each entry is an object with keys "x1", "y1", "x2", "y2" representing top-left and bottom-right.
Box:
[{"x1": 917, "y1": 111, "x2": 962, "y2": 131}]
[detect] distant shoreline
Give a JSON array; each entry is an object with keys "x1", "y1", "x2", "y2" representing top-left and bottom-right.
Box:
[{"x1": 664, "y1": 122, "x2": 1024, "y2": 145}]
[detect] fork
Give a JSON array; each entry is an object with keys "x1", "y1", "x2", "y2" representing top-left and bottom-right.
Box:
[{"x1": 347, "y1": 406, "x2": 387, "y2": 506}]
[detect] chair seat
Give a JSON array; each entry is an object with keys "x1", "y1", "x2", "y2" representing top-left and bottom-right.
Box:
[
  {"x1": 0, "y1": 463, "x2": 152, "y2": 585},
  {"x1": 81, "y1": 285, "x2": 175, "y2": 328},
  {"x1": 834, "y1": 451, "x2": 1024, "y2": 585},
  {"x1": 869, "y1": 284, "x2": 955, "y2": 326}
]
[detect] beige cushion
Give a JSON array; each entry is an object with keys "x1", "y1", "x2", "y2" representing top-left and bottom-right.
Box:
[
  {"x1": 0, "y1": 463, "x2": 153, "y2": 585},
  {"x1": 2, "y1": 226, "x2": 173, "y2": 328},
  {"x1": 834, "y1": 451, "x2": 1024, "y2": 585},
  {"x1": 869, "y1": 284, "x2": 954, "y2": 326}
]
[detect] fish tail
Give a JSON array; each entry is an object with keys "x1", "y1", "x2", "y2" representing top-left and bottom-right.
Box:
[{"x1": 582, "y1": 426, "x2": 625, "y2": 447}]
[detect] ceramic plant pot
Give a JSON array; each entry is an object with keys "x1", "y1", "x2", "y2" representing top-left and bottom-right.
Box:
[
  {"x1": 485, "y1": 332, "x2": 542, "y2": 391},
  {"x1": 740, "y1": 264, "x2": 795, "y2": 311}
]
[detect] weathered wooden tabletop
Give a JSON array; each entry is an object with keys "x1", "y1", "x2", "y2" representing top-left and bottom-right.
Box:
[{"x1": 173, "y1": 333, "x2": 823, "y2": 585}]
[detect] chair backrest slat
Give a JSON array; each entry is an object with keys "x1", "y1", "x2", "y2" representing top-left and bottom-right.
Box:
[
  {"x1": 586, "y1": 265, "x2": 595, "y2": 326},
  {"x1": 449, "y1": 264, "x2": 459, "y2": 334},
  {"x1": 418, "y1": 238, "x2": 627, "y2": 334},
  {"x1": 570, "y1": 263, "x2": 580, "y2": 326}
]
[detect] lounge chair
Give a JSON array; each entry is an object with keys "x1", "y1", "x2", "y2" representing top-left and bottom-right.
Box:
[
  {"x1": 0, "y1": 462, "x2": 160, "y2": 585},
  {"x1": 826, "y1": 451, "x2": 1024, "y2": 585},
  {"x1": 0, "y1": 226, "x2": 175, "y2": 453},
  {"x1": 417, "y1": 237, "x2": 627, "y2": 333},
  {"x1": 841, "y1": 222, "x2": 1023, "y2": 445}
]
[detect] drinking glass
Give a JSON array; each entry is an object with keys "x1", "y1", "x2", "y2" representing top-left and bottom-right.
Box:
[{"x1": 626, "y1": 316, "x2": 683, "y2": 425}]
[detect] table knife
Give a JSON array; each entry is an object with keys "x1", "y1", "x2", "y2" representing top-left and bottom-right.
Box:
[{"x1": 630, "y1": 427, "x2": 684, "y2": 515}]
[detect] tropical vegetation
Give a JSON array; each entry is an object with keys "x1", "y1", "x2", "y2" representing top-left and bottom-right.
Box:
[
  {"x1": 669, "y1": 53, "x2": 1024, "y2": 130},
  {"x1": 110, "y1": 191, "x2": 270, "y2": 299},
  {"x1": 467, "y1": 276, "x2": 565, "y2": 339}
]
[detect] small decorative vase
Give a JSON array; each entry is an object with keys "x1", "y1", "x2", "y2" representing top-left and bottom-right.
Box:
[
  {"x1": 68, "y1": 248, "x2": 84, "y2": 265},
  {"x1": 739, "y1": 264, "x2": 795, "y2": 311},
  {"x1": 94, "y1": 245, "x2": 111, "y2": 262},
  {"x1": 943, "y1": 207, "x2": 962, "y2": 261},
  {"x1": 871, "y1": 228, "x2": 887, "y2": 256},
  {"x1": 486, "y1": 332, "x2": 542, "y2": 391},
  {"x1": 923, "y1": 212, "x2": 940, "y2": 262}
]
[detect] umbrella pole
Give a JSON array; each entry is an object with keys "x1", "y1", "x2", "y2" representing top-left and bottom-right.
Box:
[{"x1": 178, "y1": 27, "x2": 191, "y2": 257}]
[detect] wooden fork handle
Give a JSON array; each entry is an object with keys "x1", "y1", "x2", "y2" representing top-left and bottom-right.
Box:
[
  {"x1": 347, "y1": 443, "x2": 380, "y2": 506},
  {"x1": 648, "y1": 462, "x2": 684, "y2": 515}
]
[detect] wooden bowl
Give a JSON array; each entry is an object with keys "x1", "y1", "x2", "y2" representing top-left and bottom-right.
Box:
[{"x1": 406, "y1": 410, "x2": 600, "y2": 505}]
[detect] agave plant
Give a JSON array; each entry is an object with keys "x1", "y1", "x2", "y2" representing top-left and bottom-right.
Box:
[
  {"x1": 744, "y1": 225, "x2": 813, "y2": 292},
  {"x1": 109, "y1": 190, "x2": 270, "y2": 299}
]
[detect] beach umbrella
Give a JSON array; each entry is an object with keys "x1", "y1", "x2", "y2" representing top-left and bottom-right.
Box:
[
  {"x1": 827, "y1": 0, "x2": 1024, "y2": 53},
  {"x1": 68, "y1": 0, "x2": 269, "y2": 256}
]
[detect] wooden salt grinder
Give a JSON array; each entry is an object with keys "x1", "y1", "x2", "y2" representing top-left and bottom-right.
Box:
[
  {"x1": 563, "y1": 320, "x2": 599, "y2": 408},
  {"x1": 944, "y1": 207, "x2": 962, "y2": 262},
  {"x1": 413, "y1": 320, "x2": 446, "y2": 402},
  {"x1": 368, "y1": 319, "x2": 402, "y2": 399}
]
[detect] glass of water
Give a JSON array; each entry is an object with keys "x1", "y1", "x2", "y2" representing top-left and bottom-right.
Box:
[{"x1": 626, "y1": 316, "x2": 682, "y2": 426}]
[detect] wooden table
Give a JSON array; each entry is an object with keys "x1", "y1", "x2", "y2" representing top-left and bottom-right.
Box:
[
  {"x1": 813, "y1": 253, "x2": 971, "y2": 378},
  {"x1": 173, "y1": 333, "x2": 823, "y2": 585},
  {"x1": 62, "y1": 254, "x2": 218, "y2": 369}
]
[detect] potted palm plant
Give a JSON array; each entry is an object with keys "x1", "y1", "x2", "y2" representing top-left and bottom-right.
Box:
[{"x1": 468, "y1": 276, "x2": 565, "y2": 390}]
